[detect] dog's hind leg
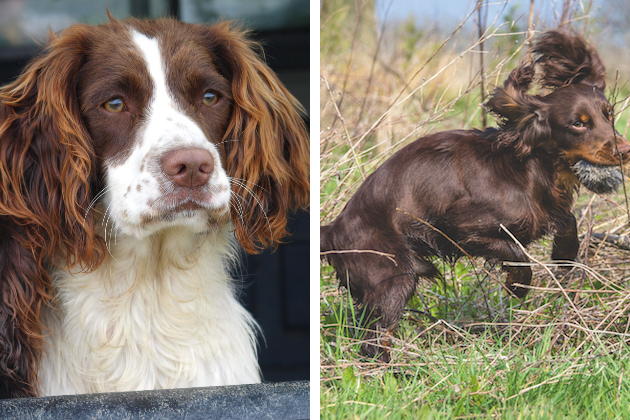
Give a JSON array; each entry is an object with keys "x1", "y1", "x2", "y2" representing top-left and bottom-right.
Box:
[{"x1": 360, "y1": 257, "x2": 439, "y2": 362}]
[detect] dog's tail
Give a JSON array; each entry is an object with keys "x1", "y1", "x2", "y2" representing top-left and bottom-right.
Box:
[{"x1": 533, "y1": 29, "x2": 606, "y2": 90}]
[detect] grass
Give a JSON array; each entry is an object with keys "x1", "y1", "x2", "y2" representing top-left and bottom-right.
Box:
[
  {"x1": 320, "y1": 1, "x2": 630, "y2": 418},
  {"x1": 321, "y1": 240, "x2": 630, "y2": 418},
  {"x1": 321, "y1": 328, "x2": 630, "y2": 418}
]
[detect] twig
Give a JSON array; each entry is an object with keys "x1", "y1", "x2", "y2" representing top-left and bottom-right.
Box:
[
  {"x1": 476, "y1": 0, "x2": 487, "y2": 128},
  {"x1": 320, "y1": 249, "x2": 397, "y2": 265},
  {"x1": 323, "y1": 75, "x2": 366, "y2": 180},
  {"x1": 589, "y1": 232, "x2": 630, "y2": 251},
  {"x1": 526, "y1": 0, "x2": 535, "y2": 62},
  {"x1": 499, "y1": 224, "x2": 595, "y2": 343}
]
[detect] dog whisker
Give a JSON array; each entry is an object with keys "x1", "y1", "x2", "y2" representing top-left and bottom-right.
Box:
[{"x1": 230, "y1": 178, "x2": 273, "y2": 239}]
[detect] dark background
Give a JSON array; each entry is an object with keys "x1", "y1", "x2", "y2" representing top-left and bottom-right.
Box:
[{"x1": 0, "y1": 0, "x2": 310, "y2": 383}]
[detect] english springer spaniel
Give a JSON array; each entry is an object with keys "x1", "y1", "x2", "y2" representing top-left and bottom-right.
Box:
[{"x1": 0, "y1": 17, "x2": 309, "y2": 397}]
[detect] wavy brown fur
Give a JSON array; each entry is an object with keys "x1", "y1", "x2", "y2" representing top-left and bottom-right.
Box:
[
  {"x1": 204, "y1": 22, "x2": 310, "y2": 253},
  {"x1": 485, "y1": 64, "x2": 550, "y2": 157},
  {"x1": 0, "y1": 25, "x2": 105, "y2": 397},
  {"x1": 533, "y1": 29, "x2": 607, "y2": 90}
]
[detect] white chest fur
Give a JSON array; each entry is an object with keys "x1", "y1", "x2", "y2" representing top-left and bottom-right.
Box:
[{"x1": 39, "y1": 226, "x2": 261, "y2": 396}]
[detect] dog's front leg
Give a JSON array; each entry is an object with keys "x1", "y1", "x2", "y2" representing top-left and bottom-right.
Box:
[
  {"x1": 496, "y1": 244, "x2": 532, "y2": 298},
  {"x1": 503, "y1": 264, "x2": 532, "y2": 298},
  {"x1": 551, "y1": 212, "x2": 579, "y2": 261}
]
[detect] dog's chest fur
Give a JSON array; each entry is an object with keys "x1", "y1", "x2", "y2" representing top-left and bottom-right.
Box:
[{"x1": 39, "y1": 225, "x2": 260, "y2": 395}]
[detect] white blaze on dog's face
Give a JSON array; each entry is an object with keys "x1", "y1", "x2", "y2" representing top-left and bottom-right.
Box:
[{"x1": 78, "y1": 26, "x2": 234, "y2": 238}]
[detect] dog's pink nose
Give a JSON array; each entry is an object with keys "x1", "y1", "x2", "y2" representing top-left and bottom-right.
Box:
[{"x1": 163, "y1": 148, "x2": 214, "y2": 188}]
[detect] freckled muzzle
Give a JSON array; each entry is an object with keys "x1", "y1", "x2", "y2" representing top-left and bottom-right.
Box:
[{"x1": 149, "y1": 147, "x2": 229, "y2": 221}]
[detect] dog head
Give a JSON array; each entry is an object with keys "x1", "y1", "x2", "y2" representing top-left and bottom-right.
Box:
[{"x1": 486, "y1": 30, "x2": 630, "y2": 193}]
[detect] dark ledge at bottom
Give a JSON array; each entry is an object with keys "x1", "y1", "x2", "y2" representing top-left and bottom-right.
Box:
[{"x1": 0, "y1": 380, "x2": 309, "y2": 420}]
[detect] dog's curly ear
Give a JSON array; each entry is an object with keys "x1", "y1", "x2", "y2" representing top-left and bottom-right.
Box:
[
  {"x1": 533, "y1": 29, "x2": 606, "y2": 90},
  {"x1": 486, "y1": 65, "x2": 550, "y2": 157},
  {"x1": 0, "y1": 25, "x2": 103, "y2": 397},
  {"x1": 203, "y1": 22, "x2": 310, "y2": 253}
]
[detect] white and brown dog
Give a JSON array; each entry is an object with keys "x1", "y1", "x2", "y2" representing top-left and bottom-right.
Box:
[{"x1": 0, "y1": 17, "x2": 309, "y2": 397}]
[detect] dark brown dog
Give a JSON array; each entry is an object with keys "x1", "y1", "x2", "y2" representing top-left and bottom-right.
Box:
[{"x1": 321, "y1": 30, "x2": 630, "y2": 361}]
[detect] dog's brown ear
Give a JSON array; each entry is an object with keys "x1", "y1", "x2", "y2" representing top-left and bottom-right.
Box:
[
  {"x1": 202, "y1": 22, "x2": 309, "y2": 254},
  {"x1": 0, "y1": 24, "x2": 104, "y2": 398},
  {"x1": 533, "y1": 29, "x2": 606, "y2": 90},
  {"x1": 486, "y1": 65, "x2": 535, "y2": 121},
  {"x1": 486, "y1": 65, "x2": 550, "y2": 157}
]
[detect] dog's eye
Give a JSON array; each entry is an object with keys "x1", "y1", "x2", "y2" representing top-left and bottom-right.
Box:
[
  {"x1": 104, "y1": 97, "x2": 126, "y2": 113},
  {"x1": 202, "y1": 91, "x2": 219, "y2": 106},
  {"x1": 572, "y1": 121, "x2": 586, "y2": 128}
]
